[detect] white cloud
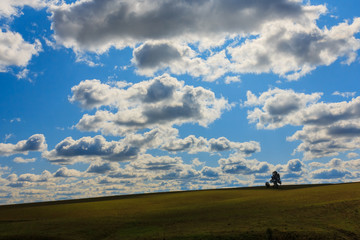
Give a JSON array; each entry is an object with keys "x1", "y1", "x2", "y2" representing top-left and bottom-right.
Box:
[
  {"x1": 286, "y1": 159, "x2": 304, "y2": 172},
  {"x1": 72, "y1": 74, "x2": 231, "y2": 135},
  {"x1": 347, "y1": 152, "x2": 359, "y2": 159},
  {"x1": 69, "y1": 79, "x2": 123, "y2": 109},
  {"x1": 87, "y1": 161, "x2": 119, "y2": 174},
  {"x1": 0, "y1": 30, "x2": 42, "y2": 71},
  {"x1": 224, "y1": 76, "x2": 241, "y2": 84},
  {"x1": 43, "y1": 135, "x2": 142, "y2": 165},
  {"x1": 219, "y1": 156, "x2": 271, "y2": 175},
  {"x1": 332, "y1": 91, "x2": 356, "y2": 98},
  {"x1": 245, "y1": 88, "x2": 322, "y2": 129},
  {"x1": 16, "y1": 68, "x2": 29, "y2": 80},
  {"x1": 192, "y1": 158, "x2": 205, "y2": 167},
  {"x1": 288, "y1": 119, "x2": 360, "y2": 159},
  {"x1": 0, "y1": 0, "x2": 49, "y2": 19},
  {"x1": 228, "y1": 17, "x2": 360, "y2": 80},
  {"x1": 117, "y1": 154, "x2": 202, "y2": 181},
  {"x1": 2, "y1": 154, "x2": 360, "y2": 204},
  {"x1": 49, "y1": 0, "x2": 360, "y2": 81},
  {"x1": 162, "y1": 135, "x2": 260, "y2": 156},
  {"x1": 246, "y1": 88, "x2": 360, "y2": 159},
  {"x1": 0, "y1": 134, "x2": 47, "y2": 156},
  {"x1": 43, "y1": 127, "x2": 190, "y2": 165},
  {"x1": 44, "y1": 126, "x2": 260, "y2": 165},
  {"x1": 311, "y1": 168, "x2": 350, "y2": 180},
  {"x1": 13, "y1": 157, "x2": 36, "y2": 163},
  {"x1": 54, "y1": 167, "x2": 82, "y2": 178},
  {"x1": 17, "y1": 170, "x2": 52, "y2": 182}
]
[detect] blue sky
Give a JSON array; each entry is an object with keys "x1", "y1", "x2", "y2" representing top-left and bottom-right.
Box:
[{"x1": 0, "y1": 0, "x2": 360, "y2": 204}]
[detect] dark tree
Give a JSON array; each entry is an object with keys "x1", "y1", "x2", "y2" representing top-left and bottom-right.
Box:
[{"x1": 269, "y1": 171, "x2": 281, "y2": 188}]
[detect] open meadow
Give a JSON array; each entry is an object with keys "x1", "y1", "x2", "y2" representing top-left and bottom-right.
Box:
[{"x1": 0, "y1": 182, "x2": 359, "y2": 240}]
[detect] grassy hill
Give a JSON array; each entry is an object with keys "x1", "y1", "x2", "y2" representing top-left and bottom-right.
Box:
[{"x1": 0, "y1": 183, "x2": 359, "y2": 240}]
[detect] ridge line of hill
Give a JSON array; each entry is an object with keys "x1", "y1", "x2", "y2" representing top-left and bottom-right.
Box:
[{"x1": 0, "y1": 182, "x2": 342, "y2": 208}]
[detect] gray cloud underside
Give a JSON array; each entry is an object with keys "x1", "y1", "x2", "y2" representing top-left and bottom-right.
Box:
[
  {"x1": 219, "y1": 157, "x2": 270, "y2": 175},
  {"x1": 0, "y1": 134, "x2": 47, "y2": 156},
  {"x1": 50, "y1": 0, "x2": 360, "y2": 81},
  {"x1": 228, "y1": 18, "x2": 360, "y2": 80},
  {"x1": 43, "y1": 127, "x2": 260, "y2": 165},
  {"x1": 132, "y1": 17, "x2": 360, "y2": 81},
  {"x1": 288, "y1": 121, "x2": 360, "y2": 159},
  {"x1": 311, "y1": 168, "x2": 350, "y2": 179},
  {"x1": 247, "y1": 89, "x2": 360, "y2": 129},
  {"x1": 162, "y1": 136, "x2": 260, "y2": 155},
  {"x1": 52, "y1": 0, "x2": 305, "y2": 51},
  {"x1": 246, "y1": 88, "x2": 360, "y2": 159},
  {"x1": 71, "y1": 74, "x2": 230, "y2": 135},
  {"x1": 42, "y1": 129, "x2": 168, "y2": 164},
  {"x1": 133, "y1": 42, "x2": 182, "y2": 69}
]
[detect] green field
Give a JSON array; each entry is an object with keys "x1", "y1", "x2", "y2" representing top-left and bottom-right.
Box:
[{"x1": 0, "y1": 183, "x2": 359, "y2": 240}]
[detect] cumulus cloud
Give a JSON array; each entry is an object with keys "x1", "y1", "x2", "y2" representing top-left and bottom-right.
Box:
[
  {"x1": 311, "y1": 168, "x2": 350, "y2": 179},
  {"x1": 108, "y1": 166, "x2": 138, "y2": 179},
  {"x1": 71, "y1": 74, "x2": 230, "y2": 135},
  {"x1": 132, "y1": 41, "x2": 232, "y2": 82},
  {"x1": 43, "y1": 126, "x2": 259, "y2": 165},
  {"x1": 54, "y1": 167, "x2": 82, "y2": 178},
  {"x1": 219, "y1": 156, "x2": 271, "y2": 175},
  {"x1": 192, "y1": 158, "x2": 205, "y2": 167},
  {"x1": 286, "y1": 159, "x2": 303, "y2": 172},
  {"x1": 309, "y1": 158, "x2": 360, "y2": 171},
  {"x1": 201, "y1": 166, "x2": 220, "y2": 179},
  {"x1": 87, "y1": 161, "x2": 119, "y2": 174},
  {"x1": 43, "y1": 135, "x2": 142, "y2": 165},
  {"x1": 69, "y1": 79, "x2": 123, "y2": 109},
  {"x1": 133, "y1": 42, "x2": 183, "y2": 71},
  {"x1": 245, "y1": 88, "x2": 322, "y2": 129},
  {"x1": 130, "y1": 154, "x2": 181, "y2": 171},
  {"x1": 228, "y1": 17, "x2": 360, "y2": 80},
  {"x1": 246, "y1": 88, "x2": 360, "y2": 159},
  {"x1": 0, "y1": 0, "x2": 49, "y2": 19},
  {"x1": 162, "y1": 135, "x2": 260, "y2": 156},
  {"x1": 127, "y1": 154, "x2": 200, "y2": 181},
  {"x1": 51, "y1": 0, "x2": 307, "y2": 52},
  {"x1": 136, "y1": 17, "x2": 360, "y2": 81},
  {"x1": 42, "y1": 127, "x2": 183, "y2": 165},
  {"x1": 49, "y1": 0, "x2": 360, "y2": 81},
  {"x1": 0, "y1": 134, "x2": 47, "y2": 156},
  {"x1": 13, "y1": 157, "x2": 36, "y2": 163},
  {"x1": 0, "y1": 30, "x2": 42, "y2": 71},
  {"x1": 17, "y1": 170, "x2": 52, "y2": 182},
  {"x1": 288, "y1": 120, "x2": 360, "y2": 159},
  {"x1": 298, "y1": 97, "x2": 360, "y2": 126}
]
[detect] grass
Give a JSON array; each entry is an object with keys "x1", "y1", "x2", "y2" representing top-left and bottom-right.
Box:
[{"x1": 0, "y1": 183, "x2": 359, "y2": 239}]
